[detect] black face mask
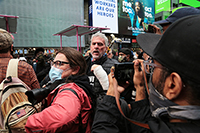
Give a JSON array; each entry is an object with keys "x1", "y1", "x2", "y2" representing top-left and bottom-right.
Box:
[
  {"x1": 149, "y1": 75, "x2": 200, "y2": 120},
  {"x1": 148, "y1": 75, "x2": 177, "y2": 118}
]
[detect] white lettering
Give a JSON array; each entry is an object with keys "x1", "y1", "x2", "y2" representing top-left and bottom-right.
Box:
[
  {"x1": 145, "y1": 12, "x2": 153, "y2": 18},
  {"x1": 122, "y1": 1, "x2": 132, "y2": 7},
  {"x1": 88, "y1": 76, "x2": 95, "y2": 83},
  {"x1": 145, "y1": 7, "x2": 152, "y2": 12},
  {"x1": 122, "y1": 6, "x2": 133, "y2": 14},
  {"x1": 157, "y1": 0, "x2": 168, "y2": 5}
]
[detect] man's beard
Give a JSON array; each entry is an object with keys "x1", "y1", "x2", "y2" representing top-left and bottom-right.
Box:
[
  {"x1": 152, "y1": 71, "x2": 166, "y2": 95},
  {"x1": 92, "y1": 50, "x2": 106, "y2": 60},
  {"x1": 93, "y1": 54, "x2": 101, "y2": 60}
]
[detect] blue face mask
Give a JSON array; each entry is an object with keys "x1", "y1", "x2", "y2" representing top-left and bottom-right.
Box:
[{"x1": 49, "y1": 66, "x2": 63, "y2": 82}]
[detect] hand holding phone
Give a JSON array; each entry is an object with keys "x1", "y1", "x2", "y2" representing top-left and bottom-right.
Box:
[
  {"x1": 142, "y1": 22, "x2": 163, "y2": 34},
  {"x1": 148, "y1": 25, "x2": 154, "y2": 33}
]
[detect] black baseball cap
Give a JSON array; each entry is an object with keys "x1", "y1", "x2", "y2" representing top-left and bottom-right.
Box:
[
  {"x1": 119, "y1": 48, "x2": 132, "y2": 56},
  {"x1": 35, "y1": 47, "x2": 44, "y2": 56},
  {"x1": 137, "y1": 15, "x2": 200, "y2": 83},
  {"x1": 154, "y1": 7, "x2": 200, "y2": 25}
]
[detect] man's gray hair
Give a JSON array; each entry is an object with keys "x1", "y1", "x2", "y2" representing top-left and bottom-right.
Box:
[{"x1": 90, "y1": 32, "x2": 108, "y2": 47}]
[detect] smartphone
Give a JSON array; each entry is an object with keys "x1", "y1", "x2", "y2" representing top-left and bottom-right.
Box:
[
  {"x1": 142, "y1": 22, "x2": 154, "y2": 33},
  {"x1": 148, "y1": 25, "x2": 154, "y2": 33}
]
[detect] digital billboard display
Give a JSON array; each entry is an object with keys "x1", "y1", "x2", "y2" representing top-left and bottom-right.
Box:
[
  {"x1": 89, "y1": 0, "x2": 118, "y2": 33},
  {"x1": 118, "y1": 0, "x2": 155, "y2": 36},
  {"x1": 155, "y1": 0, "x2": 171, "y2": 14},
  {"x1": 179, "y1": 0, "x2": 200, "y2": 8},
  {"x1": 0, "y1": 0, "x2": 85, "y2": 48}
]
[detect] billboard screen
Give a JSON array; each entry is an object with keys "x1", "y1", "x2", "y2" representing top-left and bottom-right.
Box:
[
  {"x1": 0, "y1": 0, "x2": 84, "y2": 48},
  {"x1": 89, "y1": 0, "x2": 118, "y2": 33},
  {"x1": 179, "y1": 0, "x2": 200, "y2": 8},
  {"x1": 155, "y1": 0, "x2": 171, "y2": 14},
  {"x1": 118, "y1": 0, "x2": 155, "y2": 36}
]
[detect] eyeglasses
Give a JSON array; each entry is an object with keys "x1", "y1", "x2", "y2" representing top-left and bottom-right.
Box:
[
  {"x1": 51, "y1": 60, "x2": 69, "y2": 68},
  {"x1": 92, "y1": 42, "x2": 104, "y2": 46},
  {"x1": 143, "y1": 60, "x2": 167, "y2": 74}
]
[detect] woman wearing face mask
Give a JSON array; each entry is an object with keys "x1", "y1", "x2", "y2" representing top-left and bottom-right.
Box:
[{"x1": 25, "y1": 47, "x2": 95, "y2": 133}]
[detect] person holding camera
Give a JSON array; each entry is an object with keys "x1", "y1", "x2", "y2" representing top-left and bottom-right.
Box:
[
  {"x1": 25, "y1": 47, "x2": 95, "y2": 133},
  {"x1": 91, "y1": 15, "x2": 200, "y2": 132}
]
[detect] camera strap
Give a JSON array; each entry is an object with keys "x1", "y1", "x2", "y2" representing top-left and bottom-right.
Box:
[{"x1": 111, "y1": 67, "x2": 150, "y2": 129}]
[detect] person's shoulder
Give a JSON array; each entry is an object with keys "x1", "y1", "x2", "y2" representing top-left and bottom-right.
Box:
[
  {"x1": 101, "y1": 58, "x2": 117, "y2": 72},
  {"x1": 84, "y1": 55, "x2": 92, "y2": 62},
  {"x1": 84, "y1": 55, "x2": 90, "y2": 60},
  {"x1": 105, "y1": 58, "x2": 118, "y2": 64},
  {"x1": 58, "y1": 83, "x2": 87, "y2": 99},
  {"x1": 18, "y1": 60, "x2": 34, "y2": 69}
]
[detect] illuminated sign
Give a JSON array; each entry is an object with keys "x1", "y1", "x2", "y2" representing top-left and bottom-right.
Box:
[
  {"x1": 132, "y1": 39, "x2": 137, "y2": 43},
  {"x1": 179, "y1": 0, "x2": 200, "y2": 8},
  {"x1": 89, "y1": 0, "x2": 118, "y2": 33},
  {"x1": 155, "y1": 0, "x2": 171, "y2": 14},
  {"x1": 118, "y1": 0, "x2": 155, "y2": 36},
  {"x1": 120, "y1": 38, "x2": 131, "y2": 43}
]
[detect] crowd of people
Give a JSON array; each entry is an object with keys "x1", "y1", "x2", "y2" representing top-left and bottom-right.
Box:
[{"x1": 0, "y1": 7, "x2": 200, "y2": 133}]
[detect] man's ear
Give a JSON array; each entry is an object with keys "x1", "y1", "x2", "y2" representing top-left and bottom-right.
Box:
[
  {"x1": 165, "y1": 72, "x2": 183, "y2": 100},
  {"x1": 71, "y1": 66, "x2": 80, "y2": 75},
  {"x1": 105, "y1": 46, "x2": 108, "y2": 52}
]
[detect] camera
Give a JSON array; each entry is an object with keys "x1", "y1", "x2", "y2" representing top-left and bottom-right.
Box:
[
  {"x1": 25, "y1": 84, "x2": 52, "y2": 105},
  {"x1": 25, "y1": 79, "x2": 66, "y2": 105},
  {"x1": 114, "y1": 62, "x2": 134, "y2": 82}
]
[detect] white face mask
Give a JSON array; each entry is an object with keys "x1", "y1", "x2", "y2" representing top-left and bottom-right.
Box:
[
  {"x1": 118, "y1": 55, "x2": 127, "y2": 62},
  {"x1": 49, "y1": 66, "x2": 71, "y2": 82}
]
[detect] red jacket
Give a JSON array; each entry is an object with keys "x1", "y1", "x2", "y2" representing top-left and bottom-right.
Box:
[{"x1": 25, "y1": 83, "x2": 93, "y2": 133}]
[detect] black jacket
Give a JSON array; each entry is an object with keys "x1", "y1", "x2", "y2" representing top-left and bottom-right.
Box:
[
  {"x1": 85, "y1": 55, "x2": 118, "y2": 94},
  {"x1": 91, "y1": 95, "x2": 200, "y2": 133}
]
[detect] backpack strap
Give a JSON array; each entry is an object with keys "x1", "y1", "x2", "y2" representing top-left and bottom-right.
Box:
[
  {"x1": 0, "y1": 59, "x2": 20, "y2": 94},
  {"x1": 51, "y1": 87, "x2": 86, "y2": 133},
  {"x1": 6, "y1": 59, "x2": 19, "y2": 78},
  {"x1": 59, "y1": 88, "x2": 79, "y2": 97},
  {"x1": 60, "y1": 88, "x2": 86, "y2": 133}
]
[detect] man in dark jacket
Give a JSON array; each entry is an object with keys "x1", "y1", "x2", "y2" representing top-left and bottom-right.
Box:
[
  {"x1": 85, "y1": 32, "x2": 118, "y2": 102},
  {"x1": 118, "y1": 48, "x2": 134, "y2": 63},
  {"x1": 117, "y1": 48, "x2": 136, "y2": 103},
  {"x1": 91, "y1": 15, "x2": 200, "y2": 133}
]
